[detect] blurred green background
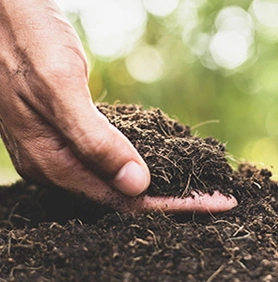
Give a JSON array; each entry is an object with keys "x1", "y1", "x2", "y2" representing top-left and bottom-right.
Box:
[{"x1": 1, "y1": 0, "x2": 278, "y2": 184}]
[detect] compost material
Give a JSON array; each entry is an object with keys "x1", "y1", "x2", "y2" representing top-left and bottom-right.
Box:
[{"x1": 0, "y1": 103, "x2": 277, "y2": 282}]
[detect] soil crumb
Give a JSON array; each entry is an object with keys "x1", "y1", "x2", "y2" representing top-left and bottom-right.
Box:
[{"x1": 0, "y1": 103, "x2": 277, "y2": 282}]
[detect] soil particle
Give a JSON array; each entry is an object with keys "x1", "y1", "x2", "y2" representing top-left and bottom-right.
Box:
[{"x1": 0, "y1": 103, "x2": 277, "y2": 282}]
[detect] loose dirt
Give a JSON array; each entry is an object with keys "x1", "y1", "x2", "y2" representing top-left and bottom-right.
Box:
[{"x1": 0, "y1": 104, "x2": 277, "y2": 282}]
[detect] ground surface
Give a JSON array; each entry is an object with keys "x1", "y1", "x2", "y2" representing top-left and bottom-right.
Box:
[{"x1": 0, "y1": 104, "x2": 277, "y2": 282}]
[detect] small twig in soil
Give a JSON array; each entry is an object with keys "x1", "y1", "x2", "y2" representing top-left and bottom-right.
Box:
[
  {"x1": 180, "y1": 173, "x2": 192, "y2": 198},
  {"x1": 236, "y1": 259, "x2": 248, "y2": 271},
  {"x1": 9, "y1": 264, "x2": 43, "y2": 279},
  {"x1": 232, "y1": 225, "x2": 249, "y2": 237},
  {"x1": 191, "y1": 244, "x2": 206, "y2": 270},
  {"x1": 49, "y1": 222, "x2": 64, "y2": 230},
  {"x1": 191, "y1": 120, "x2": 220, "y2": 131},
  {"x1": 228, "y1": 231, "x2": 251, "y2": 241},
  {"x1": 115, "y1": 211, "x2": 125, "y2": 226},
  {"x1": 11, "y1": 214, "x2": 31, "y2": 223},
  {"x1": 206, "y1": 263, "x2": 226, "y2": 282},
  {"x1": 7, "y1": 231, "x2": 12, "y2": 257},
  {"x1": 147, "y1": 249, "x2": 163, "y2": 263},
  {"x1": 147, "y1": 229, "x2": 159, "y2": 249}
]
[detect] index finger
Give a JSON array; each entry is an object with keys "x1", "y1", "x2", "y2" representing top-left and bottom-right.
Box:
[{"x1": 127, "y1": 191, "x2": 238, "y2": 214}]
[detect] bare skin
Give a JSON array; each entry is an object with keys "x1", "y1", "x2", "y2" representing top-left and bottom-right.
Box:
[{"x1": 0, "y1": 0, "x2": 238, "y2": 213}]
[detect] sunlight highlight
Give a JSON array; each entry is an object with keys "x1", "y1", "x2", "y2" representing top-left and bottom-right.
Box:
[
  {"x1": 209, "y1": 6, "x2": 254, "y2": 70},
  {"x1": 250, "y1": 0, "x2": 278, "y2": 41},
  {"x1": 82, "y1": 0, "x2": 146, "y2": 59},
  {"x1": 125, "y1": 46, "x2": 165, "y2": 83},
  {"x1": 56, "y1": 0, "x2": 147, "y2": 60},
  {"x1": 209, "y1": 31, "x2": 250, "y2": 70}
]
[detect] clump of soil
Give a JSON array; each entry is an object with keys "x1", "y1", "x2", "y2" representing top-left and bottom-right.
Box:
[
  {"x1": 0, "y1": 103, "x2": 277, "y2": 282},
  {"x1": 98, "y1": 104, "x2": 233, "y2": 198}
]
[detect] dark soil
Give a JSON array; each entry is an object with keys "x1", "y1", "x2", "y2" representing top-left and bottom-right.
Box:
[{"x1": 0, "y1": 103, "x2": 277, "y2": 282}]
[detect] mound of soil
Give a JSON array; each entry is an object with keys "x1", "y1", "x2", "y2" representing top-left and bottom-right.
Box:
[
  {"x1": 98, "y1": 104, "x2": 233, "y2": 199},
  {"x1": 0, "y1": 103, "x2": 277, "y2": 282}
]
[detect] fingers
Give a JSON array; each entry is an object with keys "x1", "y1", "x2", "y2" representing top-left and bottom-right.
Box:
[{"x1": 127, "y1": 191, "x2": 238, "y2": 214}]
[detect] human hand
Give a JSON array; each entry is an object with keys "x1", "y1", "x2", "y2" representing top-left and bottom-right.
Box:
[
  {"x1": 0, "y1": 0, "x2": 237, "y2": 214},
  {"x1": 0, "y1": 0, "x2": 150, "y2": 195}
]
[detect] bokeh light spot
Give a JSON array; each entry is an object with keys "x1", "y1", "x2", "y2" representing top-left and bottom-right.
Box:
[
  {"x1": 125, "y1": 46, "x2": 165, "y2": 83},
  {"x1": 209, "y1": 6, "x2": 254, "y2": 70},
  {"x1": 143, "y1": 0, "x2": 179, "y2": 17},
  {"x1": 58, "y1": 0, "x2": 147, "y2": 60},
  {"x1": 209, "y1": 31, "x2": 250, "y2": 70},
  {"x1": 215, "y1": 6, "x2": 254, "y2": 37},
  {"x1": 83, "y1": 0, "x2": 146, "y2": 59},
  {"x1": 251, "y1": 0, "x2": 278, "y2": 41}
]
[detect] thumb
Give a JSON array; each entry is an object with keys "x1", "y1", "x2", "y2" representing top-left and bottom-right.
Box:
[
  {"x1": 46, "y1": 89, "x2": 151, "y2": 196},
  {"x1": 67, "y1": 100, "x2": 151, "y2": 196}
]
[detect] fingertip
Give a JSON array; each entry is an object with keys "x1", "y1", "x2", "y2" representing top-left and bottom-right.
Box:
[
  {"x1": 226, "y1": 194, "x2": 238, "y2": 209},
  {"x1": 206, "y1": 191, "x2": 238, "y2": 212},
  {"x1": 112, "y1": 161, "x2": 151, "y2": 196}
]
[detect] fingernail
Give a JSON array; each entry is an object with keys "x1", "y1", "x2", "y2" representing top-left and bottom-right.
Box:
[{"x1": 113, "y1": 161, "x2": 150, "y2": 196}]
